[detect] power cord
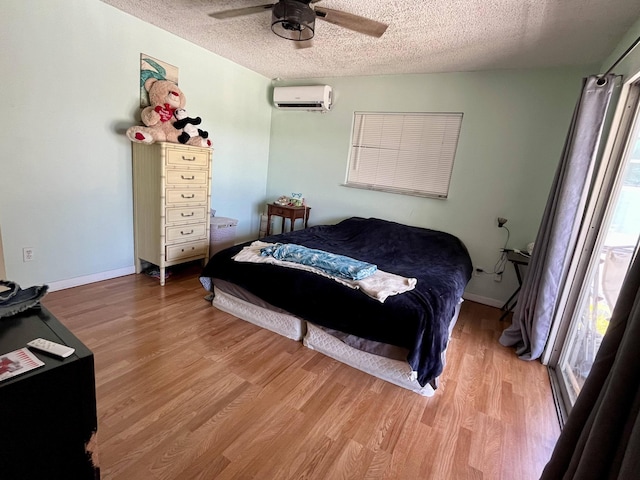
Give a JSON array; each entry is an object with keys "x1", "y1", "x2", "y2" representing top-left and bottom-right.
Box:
[
  {"x1": 494, "y1": 225, "x2": 510, "y2": 274},
  {"x1": 493, "y1": 250, "x2": 507, "y2": 275},
  {"x1": 501, "y1": 225, "x2": 510, "y2": 251},
  {"x1": 475, "y1": 224, "x2": 510, "y2": 276}
]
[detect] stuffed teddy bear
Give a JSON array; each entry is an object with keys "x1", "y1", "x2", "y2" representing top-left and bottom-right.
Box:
[
  {"x1": 126, "y1": 79, "x2": 211, "y2": 148},
  {"x1": 173, "y1": 108, "x2": 209, "y2": 145}
]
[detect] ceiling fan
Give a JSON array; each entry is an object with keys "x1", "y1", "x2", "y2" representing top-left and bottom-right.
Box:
[{"x1": 209, "y1": 0, "x2": 388, "y2": 47}]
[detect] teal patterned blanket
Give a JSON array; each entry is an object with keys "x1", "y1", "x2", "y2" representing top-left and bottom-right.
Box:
[{"x1": 260, "y1": 243, "x2": 377, "y2": 280}]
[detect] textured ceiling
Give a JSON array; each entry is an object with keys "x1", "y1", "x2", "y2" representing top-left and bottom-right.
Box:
[{"x1": 101, "y1": 0, "x2": 640, "y2": 79}]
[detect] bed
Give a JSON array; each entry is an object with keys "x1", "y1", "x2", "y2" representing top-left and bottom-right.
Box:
[{"x1": 199, "y1": 217, "x2": 473, "y2": 396}]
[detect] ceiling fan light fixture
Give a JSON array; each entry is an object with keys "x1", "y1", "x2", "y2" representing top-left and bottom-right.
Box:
[{"x1": 271, "y1": 0, "x2": 315, "y2": 41}]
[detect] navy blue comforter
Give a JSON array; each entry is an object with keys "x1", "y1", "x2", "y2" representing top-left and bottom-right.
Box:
[{"x1": 200, "y1": 217, "x2": 472, "y2": 387}]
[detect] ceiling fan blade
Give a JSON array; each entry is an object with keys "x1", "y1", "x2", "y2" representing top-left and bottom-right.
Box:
[
  {"x1": 314, "y1": 7, "x2": 388, "y2": 38},
  {"x1": 209, "y1": 4, "x2": 275, "y2": 20}
]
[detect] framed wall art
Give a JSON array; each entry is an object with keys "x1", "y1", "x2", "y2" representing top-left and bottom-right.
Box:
[{"x1": 139, "y1": 54, "x2": 179, "y2": 107}]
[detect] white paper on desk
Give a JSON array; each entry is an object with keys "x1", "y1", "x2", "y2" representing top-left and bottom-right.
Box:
[{"x1": 0, "y1": 347, "x2": 45, "y2": 382}]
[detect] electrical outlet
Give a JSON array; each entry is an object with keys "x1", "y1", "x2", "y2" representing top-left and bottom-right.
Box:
[
  {"x1": 494, "y1": 273, "x2": 502, "y2": 282},
  {"x1": 474, "y1": 267, "x2": 483, "y2": 277},
  {"x1": 23, "y1": 247, "x2": 34, "y2": 262}
]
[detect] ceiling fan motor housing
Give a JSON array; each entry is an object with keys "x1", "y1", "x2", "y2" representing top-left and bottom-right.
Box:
[{"x1": 272, "y1": 0, "x2": 316, "y2": 41}]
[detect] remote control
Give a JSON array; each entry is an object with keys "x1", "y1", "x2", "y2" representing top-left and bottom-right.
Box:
[{"x1": 27, "y1": 338, "x2": 75, "y2": 359}]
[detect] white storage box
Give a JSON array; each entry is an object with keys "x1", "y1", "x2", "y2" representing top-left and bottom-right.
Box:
[{"x1": 209, "y1": 217, "x2": 238, "y2": 256}]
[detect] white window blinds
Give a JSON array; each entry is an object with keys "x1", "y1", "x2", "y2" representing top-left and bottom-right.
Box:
[{"x1": 346, "y1": 112, "x2": 463, "y2": 198}]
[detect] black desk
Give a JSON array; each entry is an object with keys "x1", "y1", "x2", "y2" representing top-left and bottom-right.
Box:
[
  {"x1": 499, "y1": 251, "x2": 530, "y2": 321},
  {"x1": 0, "y1": 306, "x2": 99, "y2": 479}
]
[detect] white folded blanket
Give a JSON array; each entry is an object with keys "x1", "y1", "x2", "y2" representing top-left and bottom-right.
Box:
[{"x1": 233, "y1": 241, "x2": 417, "y2": 303}]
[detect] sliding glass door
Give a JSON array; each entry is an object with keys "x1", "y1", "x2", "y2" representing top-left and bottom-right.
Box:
[
  {"x1": 557, "y1": 158, "x2": 639, "y2": 405},
  {"x1": 549, "y1": 81, "x2": 640, "y2": 416}
]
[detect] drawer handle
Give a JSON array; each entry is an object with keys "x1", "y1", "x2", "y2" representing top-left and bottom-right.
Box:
[
  {"x1": 182, "y1": 156, "x2": 196, "y2": 161},
  {"x1": 181, "y1": 193, "x2": 195, "y2": 199},
  {"x1": 181, "y1": 175, "x2": 196, "y2": 180},
  {"x1": 181, "y1": 229, "x2": 194, "y2": 235},
  {"x1": 181, "y1": 212, "x2": 195, "y2": 217},
  {"x1": 181, "y1": 247, "x2": 196, "y2": 252}
]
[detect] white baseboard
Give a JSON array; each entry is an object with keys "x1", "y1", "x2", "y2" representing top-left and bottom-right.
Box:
[
  {"x1": 48, "y1": 266, "x2": 136, "y2": 292},
  {"x1": 462, "y1": 292, "x2": 504, "y2": 309}
]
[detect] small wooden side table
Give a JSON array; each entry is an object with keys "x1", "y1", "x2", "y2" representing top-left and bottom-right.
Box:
[{"x1": 266, "y1": 203, "x2": 311, "y2": 236}]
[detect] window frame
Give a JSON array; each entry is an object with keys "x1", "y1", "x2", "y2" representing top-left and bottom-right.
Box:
[{"x1": 343, "y1": 111, "x2": 463, "y2": 199}]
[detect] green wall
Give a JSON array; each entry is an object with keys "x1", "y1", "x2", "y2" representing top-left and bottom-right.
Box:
[
  {"x1": 3, "y1": 0, "x2": 635, "y2": 306},
  {"x1": 601, "y1": 17, "x2": 640, "y2": 79},
  {"x1": 0, "y1": 0, "x2": 272, "y2": 288},
  {"x1": 267, "y1": 69, "x2": 592, "y2": 304}
]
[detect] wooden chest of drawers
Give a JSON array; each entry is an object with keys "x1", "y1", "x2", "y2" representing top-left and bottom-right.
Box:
[{"x1": 132, "y1": 142, "x2": 213, "y2": 285}]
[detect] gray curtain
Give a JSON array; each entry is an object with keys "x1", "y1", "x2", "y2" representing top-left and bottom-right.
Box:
[
  {"x1": 499, "y1": 75, "x2": 617, "y2": 360},
  {"x1": 540, "y1": 248, "x2": 640, "y2": 479}
]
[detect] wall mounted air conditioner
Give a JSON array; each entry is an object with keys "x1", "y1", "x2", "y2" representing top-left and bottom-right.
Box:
[{"x1": 273, "y1": 85, "x2": 333, "y2": 112}]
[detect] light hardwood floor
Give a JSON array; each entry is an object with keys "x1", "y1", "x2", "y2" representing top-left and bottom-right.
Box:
[{"x1": 43, "y1": 266, "x2": 560, "y2": 479}]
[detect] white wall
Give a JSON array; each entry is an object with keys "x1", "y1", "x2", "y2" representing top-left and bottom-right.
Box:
[
  {"x1": 267, "y1": 68, "x2": 592, "y2": 304},
  {"x1": 0, "y1": 0, "x2": 273, "y2": 288},
  {"x1": 0, "y1": 226, "x2": 6, "y2": 280}
]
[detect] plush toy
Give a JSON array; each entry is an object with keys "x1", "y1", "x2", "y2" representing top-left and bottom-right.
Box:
[
  {"x1": 126, "y1": 79, "x2": 211, "y2": 148},
  {"x1": 173, "y1": 108, "x2": 209, "y2": 145}
]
